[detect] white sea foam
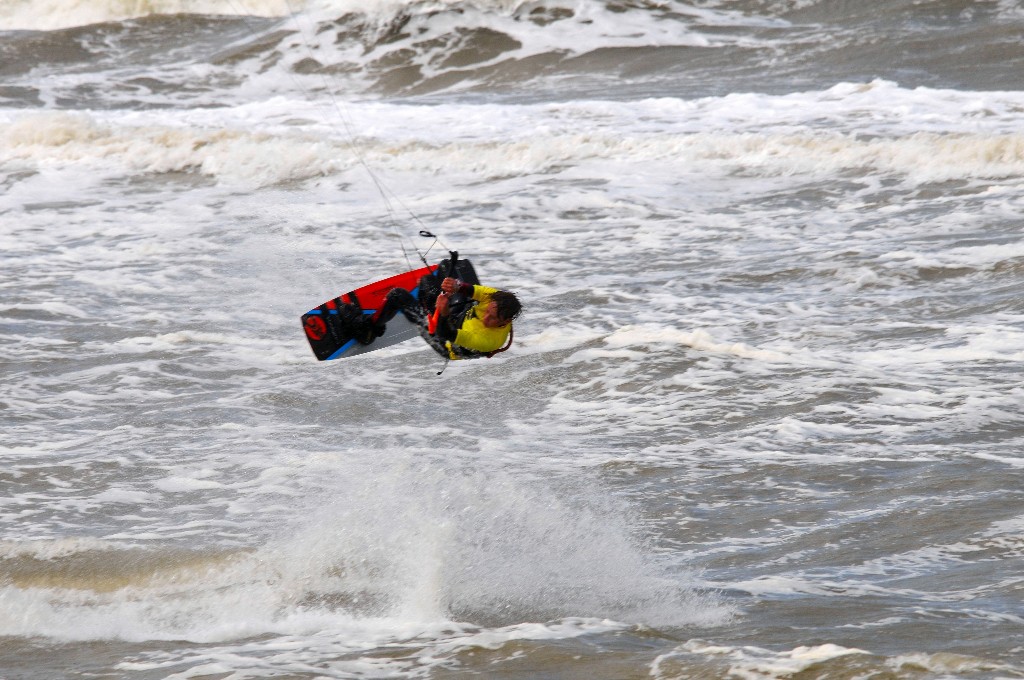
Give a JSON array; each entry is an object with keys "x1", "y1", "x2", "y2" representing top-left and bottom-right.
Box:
[
  {"x1": 0, "y1": 537, "x2": 125, "y2": 560},
  {"x1": 0, "y1": 111, "x2": 344, "y2": 188},
  {"x1": 599, "y1": 325, "x2": 790, "y2": 362},
  {"x1": 652, "y1": 641, "x2": 872, "y2": 680},
  {"x1": 5, "y1": 86, "x2": 1024, "y2": 195},
  {"x1": 273, "y1": 0, "x2": 770, "y2": 88},
  {"x1": 0, "y1": 0, "x2": 296, "y2": 30},
  {"x1": 0, "y1": 461, "x2": 729, "y2": 646},
  {"x1": 891, "y1": 652, "x2": 1021, "y2": 675},
  {"x1": 153, "y1": 475, "x2": 225, "y2": 492}
]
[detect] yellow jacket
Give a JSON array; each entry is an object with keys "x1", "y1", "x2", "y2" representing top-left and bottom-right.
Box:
[{"x1": 447, "y1": 285, "x2": 512, "y2": 358}]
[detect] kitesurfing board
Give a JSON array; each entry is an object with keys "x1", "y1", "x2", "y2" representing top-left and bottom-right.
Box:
[{"x1": 301, "y1": 264, "x2": 438, "y2": 361}]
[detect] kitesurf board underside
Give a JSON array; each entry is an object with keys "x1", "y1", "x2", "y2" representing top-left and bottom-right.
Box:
[{"x1": 301, "y1": 264, "x2": 438, "y2": 361}]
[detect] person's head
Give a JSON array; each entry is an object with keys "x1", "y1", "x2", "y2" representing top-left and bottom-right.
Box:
[{"x1": 482, "y1": 290, "x2": 522, "y2": 328}]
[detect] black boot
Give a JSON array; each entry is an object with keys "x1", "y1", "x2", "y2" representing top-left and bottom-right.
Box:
[{"x1": 339, "y1": 304, "x2": 377, "y2": 345}]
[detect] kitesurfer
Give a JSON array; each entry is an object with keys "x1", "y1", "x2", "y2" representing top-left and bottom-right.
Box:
[{"x1": 373, "y1": 275, "x2": 522, "y2": 359}]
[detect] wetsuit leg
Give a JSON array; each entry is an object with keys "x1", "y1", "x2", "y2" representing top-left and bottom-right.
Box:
[{"x1": 377, "y1": 288, "x2": 421, "y2": 328}]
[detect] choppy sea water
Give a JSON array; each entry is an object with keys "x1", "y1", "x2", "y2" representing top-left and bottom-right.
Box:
[{"x1": 2, "y1": 1, "x2": 1023, "y2": 678}]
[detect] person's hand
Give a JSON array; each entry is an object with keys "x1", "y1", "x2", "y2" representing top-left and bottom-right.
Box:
[
  {"x1": 440, "y1": 277, "x2": 459, "y2": 294},
  {"x1": 435, "y1": 291, "x2": 451, "y2": 317}
]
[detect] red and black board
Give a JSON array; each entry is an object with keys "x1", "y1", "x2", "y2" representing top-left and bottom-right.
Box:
[{"x1": 301, "y1": 263, "x2": 438, "y2": 361}]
